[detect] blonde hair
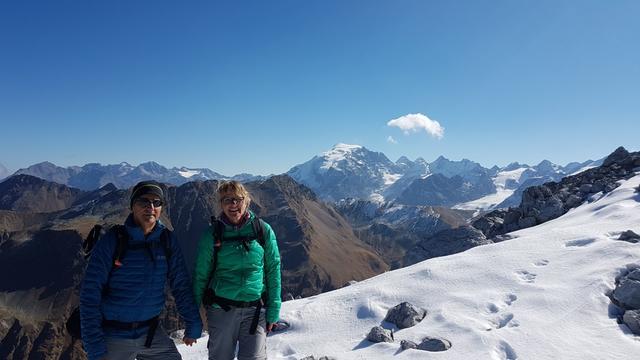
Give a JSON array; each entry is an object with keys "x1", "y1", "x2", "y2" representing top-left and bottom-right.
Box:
[{"x1": 217, "y1": 180, "x2": 251, "y2": 203}]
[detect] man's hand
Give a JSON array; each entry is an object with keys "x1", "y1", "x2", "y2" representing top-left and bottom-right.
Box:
[
  {"x1": 266, "y1": 323, "x2": 275, "y2": 333},
  {"x1": 183, "y1": 337, "x2": 197, "y2": 346}
]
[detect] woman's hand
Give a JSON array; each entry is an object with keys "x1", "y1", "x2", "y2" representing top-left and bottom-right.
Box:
[{"x1": 183, "y1": 337, "x2": 197, "y2": 346}]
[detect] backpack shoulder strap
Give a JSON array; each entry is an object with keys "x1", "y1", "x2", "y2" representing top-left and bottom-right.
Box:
[
  {"x1": 101, "y1": 225, "x2": 128, "y2": 297},
  {"x1": 206, "y1": 217, "x2": 224, "y2": 288},
  {"x1": 251, "y1": 217, "x2": 266, "y2": 248},
  {"x1": 159, "y1": 228, "x2": 173, "y2": 261},
  {"x1": 82, "y1": 224, "x2": 104, "y2": 260},
  {"x1": 212, "y1": 216, "x2": 224, "y2": 246},
  {"x1": 111, "y1": 225, "x2": 129, "y2": 267}
]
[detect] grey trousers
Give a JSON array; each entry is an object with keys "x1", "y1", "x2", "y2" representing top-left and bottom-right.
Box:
[
  {"x1": 206, "y1": 306, "x2": 267, "y2": 360},
  {"x1": 103, "y1": 325, "x2": 181, "y2": 360}
]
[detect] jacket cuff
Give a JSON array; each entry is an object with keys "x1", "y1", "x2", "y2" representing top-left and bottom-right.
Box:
[
  {"x1": 184, "y1": 323, "x2": 203, "y2": 339},
  {"x1": 266, "y1": 310, "x2": 279, "y2": 324}
]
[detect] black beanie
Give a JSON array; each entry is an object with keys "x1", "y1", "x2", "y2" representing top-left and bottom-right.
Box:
[{"x1": 130, "y1": 180, "x2": 165, "y2": 208}]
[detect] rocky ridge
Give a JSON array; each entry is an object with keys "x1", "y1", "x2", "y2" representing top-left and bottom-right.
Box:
[
  {"x1": 406, "y1": 147, "x2": 639, "y2": 266},
  {"x1": 473, "y1": 147, "x2": 640, "y2": 238}
]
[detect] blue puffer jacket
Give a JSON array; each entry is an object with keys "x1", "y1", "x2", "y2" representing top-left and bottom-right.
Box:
[{"x1": 80, "y1": 215, "x2": 202, "y2": 360}]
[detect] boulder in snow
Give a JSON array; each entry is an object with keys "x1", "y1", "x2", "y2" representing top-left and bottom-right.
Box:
[
  {"x1": 367, "y1": 326, "x2": 393, "y2": 343},
  {"x1": 618, "y1": 230, "x2": 640, "y2": 243},
  {"x1": 613, "y1": 270, "x2": 640, "y2": 310},
  {"x1": 623, "y1": 310, "x2": 640, "y2": 335},
  {"x1": 384, "y1": 302, "x2": 427, "y2": 329},
  {"x1": 417, "y1": 337, "x2": 452, "y2": 352},
  {"x1": 400, "y1": 340, "x2": 418, "y2": 350}
]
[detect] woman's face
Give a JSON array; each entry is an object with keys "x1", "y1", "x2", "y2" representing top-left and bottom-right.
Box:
[{"x1": 220, "y1": 191, "x2": 248, "y2": 225}]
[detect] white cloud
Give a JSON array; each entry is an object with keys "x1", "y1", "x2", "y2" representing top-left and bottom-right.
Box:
[
  {"x1": 387, "y1": 113, "x2": 444, "y2": 139},
  {"x1": 386, "y1": 136, "x2": 398, "y2": 144}
]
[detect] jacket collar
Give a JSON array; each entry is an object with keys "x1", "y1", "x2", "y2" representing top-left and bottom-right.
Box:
[{"x1": 124, "y1": 213, "x2": 165, "y2": 241}]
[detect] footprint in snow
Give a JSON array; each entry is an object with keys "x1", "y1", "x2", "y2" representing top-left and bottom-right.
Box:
[
  {"x1": 533, "y1": 259, "x2": 549, "y2": 267},
  {"x1": 504, "y1": 293, "x2": 517, "y2": 305},
  {"x1": 515, "y1": 270, "x2": 537, "y2": 283},
  {"x1": 484, "y1": 293, "x2": 519, "y2": 331},
  {"x1": 488, "y1": 313, "x2": 519, "y2": 330},
  {"x1": 491, "y1": 340, "x2": 518, "y2": 360},
  {"x1": 486, "y1": 303, "x2": 500, "y2": 314}
]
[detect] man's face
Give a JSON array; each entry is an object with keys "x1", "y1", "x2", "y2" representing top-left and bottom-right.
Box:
[
  {"x1": 220, "y1": 191, "x2": 248, "y2": 225},
  {"x1": 132, "y1": 194, "x2": 163, "y2": 229}
]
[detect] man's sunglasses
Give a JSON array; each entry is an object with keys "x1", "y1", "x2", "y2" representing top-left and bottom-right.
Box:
[
  {"x1": 222, "y1": 197, "x2": 244, "y2": 205},
  {"x1": 134, "y1": 198, "x2": 163, "y2": 208}
]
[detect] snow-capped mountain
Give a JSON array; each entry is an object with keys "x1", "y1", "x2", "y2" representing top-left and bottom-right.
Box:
[
  {"x1": 287, "y1": 144, "x2": 504, "y2": 204},
  {"x1": 287, "y1": 144, "x2": 404, "y2": 202},
  {"x1": 10, "y1": 161, "x2": 262, "y2": 190},
  {"x1": 179, "y1": 173, "x2": 640, "y2": 360}
]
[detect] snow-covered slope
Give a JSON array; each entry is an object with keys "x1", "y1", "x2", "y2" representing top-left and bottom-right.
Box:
[
  {"x1": 454, "y1": 167, "x2": 527, "y2": 211},
  {"x1": 179, "y1": 174, "x2": 640, "y2": 359}
]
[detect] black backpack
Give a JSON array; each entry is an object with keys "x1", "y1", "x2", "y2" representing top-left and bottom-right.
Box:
[{"x1": 66, "y1": 224, "x2": 172, "y2": 340}]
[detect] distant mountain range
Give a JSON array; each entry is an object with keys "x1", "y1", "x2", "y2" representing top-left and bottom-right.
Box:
[
  {"x1": 3, "y1": 144, "x2": 602, "y2": 210},
  {"x1": 11, "y1": 161, "x2": 265, "y2": 190},
  {"x1": 287, "y1": 143, "x2": 602, "y2": 209}
]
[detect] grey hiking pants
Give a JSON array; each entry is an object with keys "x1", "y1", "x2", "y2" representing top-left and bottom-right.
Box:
[
  {"x1": 103, "y1": 325, "x2": 181, "y2": 360},
  {"x1": 206, "y1": 306, "x2": 267, "y2": 360}
]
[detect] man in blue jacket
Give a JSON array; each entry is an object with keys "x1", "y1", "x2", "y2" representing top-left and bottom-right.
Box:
[{"x1": 80, "y1": 180, "x2": 202, "y2": 360}]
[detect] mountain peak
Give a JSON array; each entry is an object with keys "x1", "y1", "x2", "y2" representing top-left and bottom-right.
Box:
[
  {"x1": 535, "y1": 160, "x2": 560, "y2": 173},
  {"x1": 327, "y1": 143, "x2": 363, "y2": 153},
  {"x1": 395, "y1": 156, "x2": 412, "y2": 165},
  {"x1": 139, "y1": 161, "x2": 163, "y2": 167}
]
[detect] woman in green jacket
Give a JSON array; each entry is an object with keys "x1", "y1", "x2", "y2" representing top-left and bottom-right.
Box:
[{"x1": 193, "y1": 180, "x2": 281, "y2": 360}]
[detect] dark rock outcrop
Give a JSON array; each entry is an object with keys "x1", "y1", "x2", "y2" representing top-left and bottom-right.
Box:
[{"x1": 474, "y1": 147, "x2": 640, "y2": 238}]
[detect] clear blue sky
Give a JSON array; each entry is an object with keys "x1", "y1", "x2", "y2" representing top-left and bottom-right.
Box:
[{"x1": 1, "y1": 1, "x2": 638, "y2": 176}]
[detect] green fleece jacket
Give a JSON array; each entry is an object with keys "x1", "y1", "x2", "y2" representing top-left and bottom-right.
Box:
[{"x1": 193, "y1": 211, "x2": 281, "y2": 324}]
